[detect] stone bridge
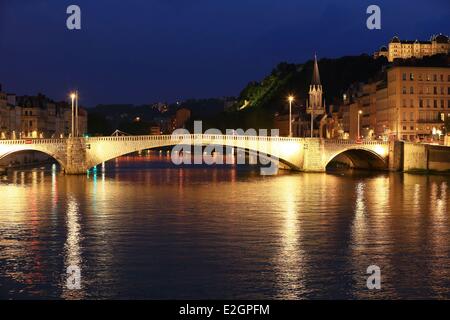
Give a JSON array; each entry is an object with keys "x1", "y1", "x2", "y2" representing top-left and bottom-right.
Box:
[{"x1": 0, "y1": 135, "x2": 396, "y2": 174}]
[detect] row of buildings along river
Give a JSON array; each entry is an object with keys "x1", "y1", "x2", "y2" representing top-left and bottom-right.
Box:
[
  {"x1": 0, "y1": 86, "x2": 87, "y2": 140},
  {"x1": 0, "y1": 87, "x2": 88, "y2": 169}
]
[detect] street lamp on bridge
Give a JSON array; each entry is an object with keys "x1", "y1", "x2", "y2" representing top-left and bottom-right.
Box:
[
  {"x1": 288, "y1": 95, "x2": 295, "y2": 137},
  {"x1": 70, "y1": 91, "x2": 79, "y2": 138},
  {"x1": 358, "y1": 110, "x2": 363, "y2": 140}
]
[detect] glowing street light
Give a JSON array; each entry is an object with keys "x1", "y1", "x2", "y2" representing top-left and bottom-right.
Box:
[
  {"x1": 357, "y1": 110, "x2": 363, "y2": 140},
  {"x1": 70, "y1": 91, "x2": 79, "y2": 137},
  {"x1": 288, "y1": 95, "x2": 294, "y2": 137},
  {"x1": 75, "y1": 91, "x2": 79, "y2": 137},
  {"x1": 70, "y1": 92, "x2": 76, "y2": 138}
]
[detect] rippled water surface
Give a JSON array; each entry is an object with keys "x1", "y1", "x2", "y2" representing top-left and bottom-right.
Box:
[{"x1": 1, "y1": 154, "x2": 450, "y2": 299}]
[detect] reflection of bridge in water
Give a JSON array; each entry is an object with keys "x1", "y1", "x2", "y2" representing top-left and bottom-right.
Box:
[{"x1": 1, "y1": 134, "x2": 448, "y2": 174}]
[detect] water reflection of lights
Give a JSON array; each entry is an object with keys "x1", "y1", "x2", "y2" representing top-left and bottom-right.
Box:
[
  {"x1": 62, "y1": 196, "x2": 84, "y2": 299},
  {"x1": 433, "y1": 182, "x2": 447, "y2": 222},
  {"x1": 351, "y1": 181, "x2": 367, "y2": 241},
  {"x1": 429, "y1": 181, "x2": 449, "y2": 297},
  {"x1": 274, "y1": 177, "x2": 304, "y2": 299}
]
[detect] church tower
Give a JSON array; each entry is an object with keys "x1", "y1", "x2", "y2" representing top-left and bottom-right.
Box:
[
  {"x1": 306, "y1": 54, "x2": 325, "y2": 138},
  {"x1": 308, "y1": 54, "x2": 324, "y2": 111}
]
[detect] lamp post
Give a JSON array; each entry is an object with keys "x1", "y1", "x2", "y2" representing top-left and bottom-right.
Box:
[
  {"x1": 75, "y1": 90, "x2": 79, "y2": 137},
  {"x1": 70, "y1": 92, "x2": 76, "y2": 138},
  {"x1": 288, "y1": 95, "x2": 294, "y2": 137},
  {"x1": 357, "y1": 110, "x2": 363, "y2": 140}
]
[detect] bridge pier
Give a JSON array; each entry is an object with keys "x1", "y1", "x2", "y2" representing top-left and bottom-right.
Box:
[{"x1": 64, "y1": 138, "x2": 88, "y2": 175}]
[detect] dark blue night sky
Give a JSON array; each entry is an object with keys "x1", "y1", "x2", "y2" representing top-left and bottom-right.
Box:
[{"x1": 0, "y1": 0, "x2": 449, "y2": 107}]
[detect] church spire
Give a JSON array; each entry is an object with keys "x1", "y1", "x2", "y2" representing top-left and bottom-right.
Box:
[{"x1": 311, "y1": 53, "x2": 321, "y2": 86}]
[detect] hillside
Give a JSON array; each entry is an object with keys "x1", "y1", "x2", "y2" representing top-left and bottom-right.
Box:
[{"x1": 201, "y1": 54, "x2": 388, "y2": 131}]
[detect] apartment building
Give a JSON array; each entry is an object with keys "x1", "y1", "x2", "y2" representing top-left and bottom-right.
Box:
[
  {"x1": 0, "y1": 85, "x2": 88, "y2": 139},
  {"x1": 339, "y1": 65, "x2": 449, "y2": 142},
  {"x1": 388, "y1": 66, "x2": 449, "y2": 141}
]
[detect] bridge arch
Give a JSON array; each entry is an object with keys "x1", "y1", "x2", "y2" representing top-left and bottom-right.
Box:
[
  {"x1": 85, "y1": 135, "x2": 303, "y2": 172},
  {"x1": 0, "y1": 148, "x2": 66, "y2": 170},
  {"x1": 87, "y1": 143, "x2": 298, "y2": 171},
  {"x1": 325, "y1": 147, "x2": 388, "y2": 170}
]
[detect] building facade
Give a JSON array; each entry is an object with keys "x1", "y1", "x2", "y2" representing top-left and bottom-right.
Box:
[
  {"x1": 0, "y1": 85, "x2": 87, "y2": 139},
  {"x1": 386, "y1": 66, "x2": 449, "y2": 141},
  {"x1": 338, "y1": 65, "x2": 450, "y2": 142},
  {"x1": 375, "y1": 34, "x2": 450, "y2": 62}
]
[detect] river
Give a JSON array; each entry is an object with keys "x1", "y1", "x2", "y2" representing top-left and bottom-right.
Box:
[{"x1": 0, "y1": 153, "x2": 449, "y2": 299}]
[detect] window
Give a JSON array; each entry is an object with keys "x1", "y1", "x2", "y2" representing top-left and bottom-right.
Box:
[
  {"x1": 410, "y1": 73, "x2": 414, "y2": 81},
  {"x1": 434, "y1": 87, "x2": 437, "y2": 95},
  {"x1": 441, "y1": 87, "x2": 444, "y2": 95},
  {"x1": 410, "y1": 112, "x2": 414, "y2": 120},
  {"x1": 427, "y1": 74, "x2": 431, "y2": 81},
  {"x1": 448, "y1": 100, "x2": 450, "y2": 108},
  {"x1": 410, "y1": 99, "x2": 414, "y2": 108},
  {"x1": 419, "y1": 99, "x2": 423, "y2": 108},
  {"x1": 448, "y1": 87, "x2": 450, "y2": 95},
  {"x1": 402, "y1": 73, "x2": 407, "y2": 81},
  {"x1": 433, "y1": 74, "x2": 437, "y2": 81},
  {"x1": 410, "y1": 87, "x2": 414, "y2": 94},
  {"x1": 441, "y1": 100, "x2": 444, "y2": 109},
  {"x1": 402, "y1": 99, "x2": 407, "y2": 107},
  {"x1": 440, "y1": 74, "x2": 444, "y2": 82},
  {"x1": 427, "y1": 99, "x2": 430, "y2": 107},
  {"x1": 434, "y1": 100, "x2": 438, "y2": 108},
  {"x1": 403, "y1": 86, "x2": 407, "y2": 94},
  {"x1": 418, "y1": 74, "x2": 423, "y2": 81}
]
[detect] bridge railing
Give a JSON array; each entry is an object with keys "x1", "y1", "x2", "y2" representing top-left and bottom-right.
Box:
[
  {"x1": 323, "y1": 139, "x2": 389, "y2": 145},
  {"x1": 86, "y1": 134, "x2": 305, "y2": 143},
  {"x1": 0, "y1": 138, "x2": 66, "y2": 145},
  {"x1": 0, "y1": 135, "x2": 390, "y2": 145}
]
